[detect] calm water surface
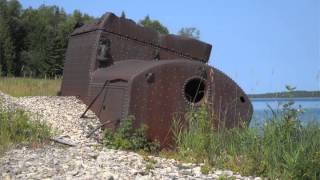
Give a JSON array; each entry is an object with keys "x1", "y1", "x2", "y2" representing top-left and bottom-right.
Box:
[{"x1": 250, "y1": 98, "x2": 320, "y2": 126}]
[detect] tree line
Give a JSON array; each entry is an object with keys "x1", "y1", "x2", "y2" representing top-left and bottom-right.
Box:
[
  {"x1": 0, "y1": 0, "x2": 200, "y2": 78},
  {"x1": 0, "y1": 0, "x2": 93, "y2": 77},
  {"x1": 249, "y1": 90, "x2": 320, "y2": 98}
]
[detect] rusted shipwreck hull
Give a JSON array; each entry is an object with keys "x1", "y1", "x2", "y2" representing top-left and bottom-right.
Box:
[{"x1": 61, "y1": 12, "x2": 253, "y2": 146}]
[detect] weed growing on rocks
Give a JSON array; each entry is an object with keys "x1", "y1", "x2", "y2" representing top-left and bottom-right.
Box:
[
  {"x1": 200, "y1": 163, "x2": 212, "y2": 175},
  {"x1": 103, "y1": 116, "x2": 160, "y2": 153},
  {"x1": 0, "y1": 108, "x2": 51, "y2": 155}
]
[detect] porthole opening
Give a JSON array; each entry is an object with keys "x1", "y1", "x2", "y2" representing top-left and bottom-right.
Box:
[
  {"x1": 184, "y1": 78, "x2": 206, "y2": 103},
  {"x1": 240, "y1": 96, "x2": 246, "y2": 103}
]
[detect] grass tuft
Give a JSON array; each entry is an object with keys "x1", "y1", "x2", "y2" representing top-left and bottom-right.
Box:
[
  {"x1": 200, "y1": 163, "x2": 212, "y2": 175},
  {"x1": 0, "y1": 108, "x2": 51, "y2": 155},
  {"x1": 0, "y1": 77, "x2": 61, "y2": 97}
]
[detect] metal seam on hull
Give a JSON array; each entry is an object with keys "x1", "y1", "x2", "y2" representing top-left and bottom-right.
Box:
[
  {"x1": 71, "y1": 29, "x2": 207, "y2": 62},
  {"x1": 121, "y1": 86, "x2": 129, "y2": 121}
]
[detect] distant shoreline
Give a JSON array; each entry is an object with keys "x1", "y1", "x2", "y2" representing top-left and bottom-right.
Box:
[
  {"x1": 250, "y1": 97, "x2": 320, "y2": 101},
  {"x1": 248, "y1": 90, "x2": 320, "y2": 99}
]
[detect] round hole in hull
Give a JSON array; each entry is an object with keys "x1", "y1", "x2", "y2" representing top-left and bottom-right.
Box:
[
  {"x1": 184, "y1": 78, "x2": 206, "y2": 103},
  {"x1": 240, "y1": 96, "x2": 246, "y2": 103}
]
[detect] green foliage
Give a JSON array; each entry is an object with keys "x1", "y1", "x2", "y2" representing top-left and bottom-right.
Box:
[
  {"x1": 173, "y1": 91, "x2": 320, "y2": 179},
  {"x1": 0, "y1": 77, "x2": 61, "y2": 97},
  {"x1": 103, "y1": 116, "x2": 160, "y2": 153},
  {"x1": 173, "y1": 105, "x2": 212, "y2": 162},
  {"x1": 217, "y1": 176, "x2": 227, "y2": 180},
  {"x1": 0, "y1": 107, "x2": 51, "y2": 154},
  {"x1": 0, "y1": 0, "x2": 94, "y2": 77},
  {"x1": 138, "y1": 15, "x2": 169, "y2": 34},
  {"x1": 178, "y1": 27, "x2": 200, "y2": 39},
  {"x1": 201, "y1": 163, "x2": 212, "y2": 175},
  {"x1": 19, "y1": 6, "x2": 94, "y2": 77},
  {"x1": 0, "y1": 0, "x2": 20, "y2": 76},
  {"x1": 142, "y1": 155, "x2": 157, "y2": 173}
]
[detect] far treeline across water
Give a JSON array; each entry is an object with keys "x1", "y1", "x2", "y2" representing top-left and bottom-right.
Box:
[
  {"x1": 249, "y1": 90, "x2": 320, "y2": 98},
  {"x1": 0, "y1": 0, "x2": 200, "y2": 78}
]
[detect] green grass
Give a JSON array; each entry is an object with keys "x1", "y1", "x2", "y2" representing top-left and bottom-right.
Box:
[
  {"x1": 171, "y1": 103, "x2": 320, "y2": 179},
  {"x1": 103, "y1": 116, "x2": 160, "y2": 153},
  {"x1": 0, "y1": 107, "x2": 51, "y2": 155},
  {"x1": 0, "y1": 77, "x2": 61, "y2": 97}
]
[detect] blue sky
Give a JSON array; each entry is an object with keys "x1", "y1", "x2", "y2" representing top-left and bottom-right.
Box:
[{"x1": 20, "y1": 0, "x2": 320, "y2": 94}]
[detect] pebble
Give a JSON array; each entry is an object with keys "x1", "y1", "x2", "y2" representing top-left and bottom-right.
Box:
[{"x1": 0, "y1": 91, "x2": 262, "y2": 179}]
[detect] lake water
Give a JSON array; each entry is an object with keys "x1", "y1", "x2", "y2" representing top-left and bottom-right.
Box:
[{"x1": 250, "y1": 98, "x2": 320, "y2": 126}]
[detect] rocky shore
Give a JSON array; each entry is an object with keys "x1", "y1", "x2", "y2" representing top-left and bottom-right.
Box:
[{"x1": 0, "y1": 92, "x2": 261, "y2": 180}]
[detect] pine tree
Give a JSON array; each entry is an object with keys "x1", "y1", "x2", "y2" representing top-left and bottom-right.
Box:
[
  {"x1": 0, "y1": 0, "x2": 16, "y2": 75},
  {"x1": 120, "y1": 11, "x2": 126, "y2": 18}
]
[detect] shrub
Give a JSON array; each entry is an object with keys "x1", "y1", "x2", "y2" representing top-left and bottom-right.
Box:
[
  {"x1": 0, "y1": 108, "x2": 51, "y2": 154},
  {"x1": 103, "y1": 116, "x2": 160, "y2": 153}
]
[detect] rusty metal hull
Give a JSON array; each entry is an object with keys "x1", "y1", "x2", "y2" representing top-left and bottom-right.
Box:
[
  {"x1": 87, "y1": 60, "x2": 252, "y2": 146},
  {"x1": 61, "y1": 12, "x2": 253, "y2": 147}
]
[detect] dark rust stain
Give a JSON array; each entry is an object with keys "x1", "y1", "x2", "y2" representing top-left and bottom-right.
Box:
[{"x1": 61, "y1": 12, "x2": 253, "y2": 147}]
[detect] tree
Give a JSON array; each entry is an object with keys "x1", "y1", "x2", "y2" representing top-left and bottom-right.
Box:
[
  {"x1": 0, "y1": 1, "x2": 94, "y2": 77},
  {"x1": 19, "y1": 6, "x2": 94, "y2": 77},
  {"x1": 0, "y1": 0, "x2": 22, "y2": 76},
  {"x1": 120, "y1": 11, "x2": 126, "y2": 18},
  {"x1": 178, "y1": 27, "x2": 200, "y2": 40},
  {"x1": 2, "y1": 36, "x2": 15, "y2": 75},
  {"x1": 138, "y1": 15, "x2": 169, "y2": 34},
  {"x1": 71, "y1": 10, "x2": 92, "y2": 24}
]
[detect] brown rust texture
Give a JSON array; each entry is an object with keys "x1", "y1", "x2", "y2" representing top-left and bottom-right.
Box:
[{"x1": 61, "y1": 12, "x2": 253, "y2": 146}]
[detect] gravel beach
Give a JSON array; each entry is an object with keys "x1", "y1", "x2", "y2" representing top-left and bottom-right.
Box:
[{"x1": 0, "y1": 92, "x2": 261, "y2": 180}]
